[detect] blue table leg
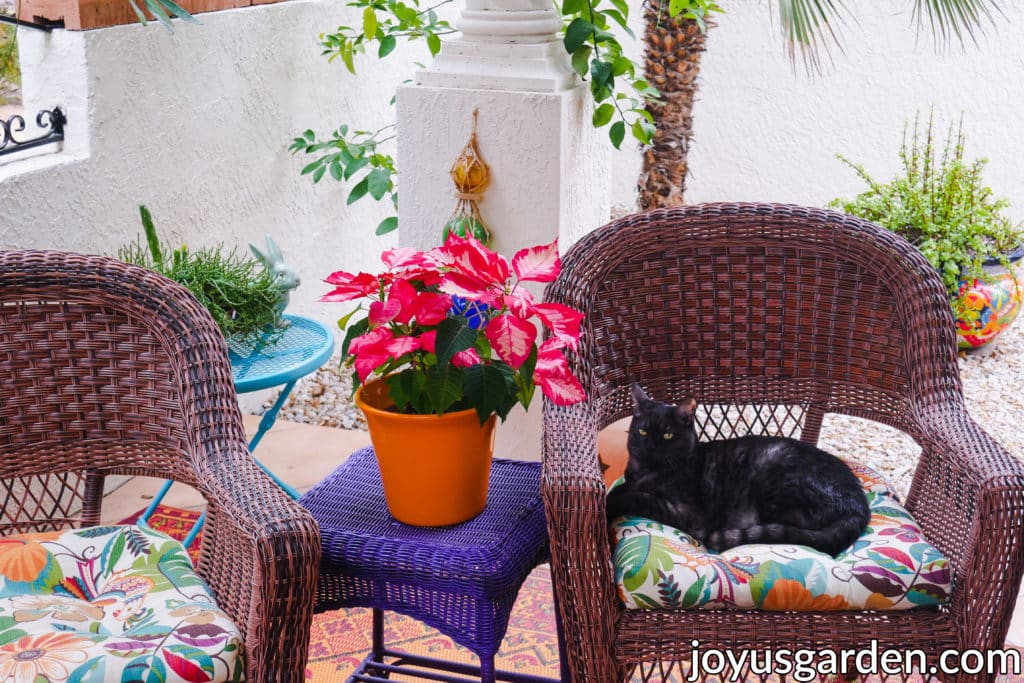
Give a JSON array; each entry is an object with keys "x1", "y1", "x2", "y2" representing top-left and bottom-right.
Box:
[
  {"x1": 137, "y1": 479, "x2": 174, "y2": 528},
  {"x1": 142, "y1": 379, "x2": 302, "y2": 547}
]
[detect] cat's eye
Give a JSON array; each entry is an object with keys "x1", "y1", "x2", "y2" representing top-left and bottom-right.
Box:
[
  {"x1": 663, "y1": 433, "x2": 674, "y2": 440},
  {"x1": 637, "y1": 428, "x2": 648, "y2": 436}
]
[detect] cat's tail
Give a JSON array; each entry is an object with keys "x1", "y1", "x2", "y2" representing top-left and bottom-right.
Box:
[{"x1": 708, "y1": 514, "x2": 868, "y2": 556}]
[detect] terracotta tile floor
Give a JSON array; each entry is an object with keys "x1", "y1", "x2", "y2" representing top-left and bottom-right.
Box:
[
  {"x1": 99, "y1": 416, "x2": 370, "y2": 524},
  {"x1": 99, "y1": 416, "x2": 1024, "y2": 648}
]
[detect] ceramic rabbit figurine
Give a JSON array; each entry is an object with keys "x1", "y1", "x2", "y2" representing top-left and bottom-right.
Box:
[{"x1": 250, "y1": 235, "x2": 300, "y2": 329}]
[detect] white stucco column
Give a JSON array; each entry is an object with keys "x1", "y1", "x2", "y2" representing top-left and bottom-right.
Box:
[{"x1": 396, "y1": 0, "x2": 608, "y2": 461}]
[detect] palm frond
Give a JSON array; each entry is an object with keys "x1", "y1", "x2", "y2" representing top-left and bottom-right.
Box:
[
  {"x1": 911, "y1": 0, "x2": 1001, "y2": 49},
  {"x1": 776, "y1": 0, "x2": 848, "y2": 73}
]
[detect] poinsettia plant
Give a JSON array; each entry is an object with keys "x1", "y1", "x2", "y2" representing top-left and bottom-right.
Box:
[{"x1": 322, "y1": 234, "x2": 587, "y2": 423}]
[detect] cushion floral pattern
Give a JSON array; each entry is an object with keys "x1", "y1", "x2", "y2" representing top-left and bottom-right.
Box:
[
  {"x1": 0, "y1": 525, "x2": 244, "y2": 682},
  {"x1": 611, "y1": 460, "x2": 952, "y2": 611}
]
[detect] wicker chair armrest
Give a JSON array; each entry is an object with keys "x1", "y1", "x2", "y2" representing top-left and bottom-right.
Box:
[
  {"x1": 907, "y1": 405, "x2": 1024, "y2": 651},
  {"x1": 542, "y1": 401, "x2": 623, "y2": 681},
  {"x1": 194, "y1": 447, "x2": 321, "y2": 683}
]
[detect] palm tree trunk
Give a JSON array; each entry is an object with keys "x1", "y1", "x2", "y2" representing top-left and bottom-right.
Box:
[{"x1": 637, "y1": 5, "x2": 711, "y2": 210}]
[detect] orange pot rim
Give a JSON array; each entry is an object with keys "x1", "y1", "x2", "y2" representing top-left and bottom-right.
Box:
[{"x1": 354, "y1": 379, "x2": 490, "y2": 422}]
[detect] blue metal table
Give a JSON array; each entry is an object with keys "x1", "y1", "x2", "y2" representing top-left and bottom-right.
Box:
[{"x1": 139, "y1": 314, "x2": 335, "y2": 545}]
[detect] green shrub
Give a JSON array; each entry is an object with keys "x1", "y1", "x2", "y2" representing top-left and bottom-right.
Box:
[
  {"x1": 829, "y1": 112, "x2": 1023, "y2": 298},
  {"x1": 0, "y1": 21, "x2": 20, "y2": 104},
  {"x1": 118, "y1": 206, "x2": 283, "y2": 342}
]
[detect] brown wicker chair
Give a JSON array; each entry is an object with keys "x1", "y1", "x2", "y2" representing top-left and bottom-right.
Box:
[
  {"x1": 0, "y1": 250, "x2": 321, "y2": 682},
  {"x1": 541, "y1": 203, "x2": 1024, "y2": 682}
]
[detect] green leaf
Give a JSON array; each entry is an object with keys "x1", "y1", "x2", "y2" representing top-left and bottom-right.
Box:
[
  {"x1": 347, "y1": 176, "x2": 370, "y2": 205},
  {"x1": 561, "y1": 0, "x2": 585, "y2": 15},
  {"x1": 144, "y1": 0, "x2": 174, "y2": 30},
  {"x1": 341, "y1": 44, "x2": 356, "y2": 74},
  {"x1": 603, "y1": 8, "x2": 633, "y2": 37},
  {"x1": 571, "y1": 45, "x2": 592, "y2": 77},
  {"x1": 611, "y1": 55, "x2": 632, "y2": 76},
  {"x1": 363, "y1": 7, "x2": 378, "y2": 39},
  {"x1": 155, "y1": 0, "x2": 195, "y2": 22},
  {"x1": 313, "y1": 165, "x2": 327, "y2": 183},
  {"x1": 423, "y1": 364, "x2": 464, "y2": 414},
  {"x1": 592, "y1": 102, "x2": 614, "y2": 127},
  {"x1": 631, "y1": 118, "x2": 656, "y2": 144},
  {"x1": 378, "y1": 34, "x2": 397, "y2": 57},
  {"x1": 590, "y1": 59, "x2": 613, "y2": 87},
  {"x1": 434, "y1": 317, "x2": 476, "y2": 366},
  {"x1": 336, "y1": 305, "x2": 363, "y2": 332},
  {"x1": 300, "y1": 160, "x2": 322, "y2": 176},
  {"x1": 609, "y1": 120, "x2": 626, "y2": 149},
  {"x1": 330, "y1": 160, "x2": 344, "y2": 181},
  {"x1": 463, "y1": 364, "x2": 510, "y2": 424},
  {"x1": 344, "y1": 155, "x2": 371, "y2": 180},
  {"x1": 386, "y1": 370, "x2": 427, "y2": 412},
  {"x1": 427, "y1": 33, "x2": 442, "y2": 56},
  {"x1": 564, "y1": 18, "x2": 595, "y2": 53},
  {"x1": 668, "y1": 0, "x2": 690, "y2": 18},
  {"x1": 376, "y1": 216, "x2": 398, "y2": 235},
  {"x1": 127, "y1": 0, "x2": 148, "y2": 26},
  {"x1": 367, "y1": 167, "x2": 392, "y2": 200}
]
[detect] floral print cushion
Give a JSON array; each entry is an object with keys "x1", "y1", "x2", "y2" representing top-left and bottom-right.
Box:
[
  {"x1": 0, "y1": 525, "x2": 244, "y2": 682},
  {"x1": 611, "y1": 460, "x2": 952, "y2": 611}
]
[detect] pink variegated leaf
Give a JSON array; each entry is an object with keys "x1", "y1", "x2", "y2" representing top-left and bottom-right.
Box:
[
  {"x1": 354, "y1": 353, "x2": 387, "y2": 382},
  {"x1": 381, "y1": 247, "x2": 437, "y2": 270},
  {"x1": 369, "y1": 299, "x2": 402, "y2": 325},
  {"x1": 533, "y1": 340, "x2": 586, "y2": 405},
  {"x1": 440, "y1": 272, "x2": 502, "y2": 306},
  {"x1": 321, "y1": 272, "x2": 379, "y2": 302},
  {"x1": 349, "y1": 328, "x2": 394, "y2": 381},
  {"x1": 413, "y1": 291, "x2": 453, "y2": 325},
  {"x1": 512, "y1": 239, "x2": 560, "y2": 282},
  {"x1": 451, "y1": 348, "x2": 482, "y2": 367},
  {"x1": 418, "y1": 330, "x2": 437, "y2": 353},
  {"x1": 502, "y1": 289, "x2": 535, "y2": 318},
  {"x1": 485, "y1": 314, "x2": 537, "y2": 369},
  {"x1": 532, "y1": 303, "x2": 584, "y2": 350},
  {"x1": 438, "y1": 233, "x2": 510, "y2": 286},
  {"x1": 385, "y1": 335, "x2": 422, "y2": 359},
  {"x1": 388, "y1": 279, "x2": 420, "y2": 325}
]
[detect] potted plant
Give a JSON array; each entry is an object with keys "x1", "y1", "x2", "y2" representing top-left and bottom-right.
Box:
[
  {"x1": 322, "y1": 233, "x2": 586, "y2": 526},
  {"x1": 118, "y1": 206, "x2": 297, "y2": 343},
  {"x1": 830, "y1": 113, "x2": 1024, "y2": 350}
]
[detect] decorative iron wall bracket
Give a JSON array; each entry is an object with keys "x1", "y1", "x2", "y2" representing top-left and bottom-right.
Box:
[
  {"x1": 0, "y1": 14, "x2": 58, "y2": 30},
  {"x1": 1, "y1": 107, "x2": 66, "y2": 157}
]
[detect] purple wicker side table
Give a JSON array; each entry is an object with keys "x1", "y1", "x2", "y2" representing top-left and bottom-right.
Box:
[{"x1": 298, "y1": 446, "x2": 566, "y2": 683}]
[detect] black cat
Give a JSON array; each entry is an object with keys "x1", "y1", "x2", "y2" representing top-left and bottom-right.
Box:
[{"x1": 605, "y1": 384, "x2": 870, "y2": 556}]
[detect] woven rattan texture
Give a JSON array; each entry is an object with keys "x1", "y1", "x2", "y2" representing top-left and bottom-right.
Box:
[
  {"x1": 300, "y1": 447, "x2": 550, "y2": 658},
  {"x1": 0, "y1": 250, "x2": 321, "y2": 682},
  {"x1": 541, "y1": 204, "x2": 1024, "y2": 682}
]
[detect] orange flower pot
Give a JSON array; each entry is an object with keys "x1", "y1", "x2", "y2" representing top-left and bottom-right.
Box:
[{"x1": 355, "y1": 380, "x2": 496, "y2": 527}]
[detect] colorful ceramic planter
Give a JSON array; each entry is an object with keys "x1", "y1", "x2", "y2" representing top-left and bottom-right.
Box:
[{"x1": 954, "y1": 248, "x2": 1023, "y2": 350}]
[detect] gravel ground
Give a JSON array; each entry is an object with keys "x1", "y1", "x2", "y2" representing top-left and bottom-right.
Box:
[{"x1": 263, "y1": 322, "x2": 1024, "y2": 500}]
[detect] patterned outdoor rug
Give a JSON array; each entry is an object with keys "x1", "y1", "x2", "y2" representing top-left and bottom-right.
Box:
[{"x1": 132, "y1": 505, "x2": 1024, "y2": 683}]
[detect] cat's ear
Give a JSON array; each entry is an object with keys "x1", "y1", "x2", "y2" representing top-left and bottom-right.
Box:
[
  {"x1": 630, "y1": 382, "x2": 649, "y2": 409},
  {"x1": 677, "y1": 397, "x2": 697, "y2": 417}
]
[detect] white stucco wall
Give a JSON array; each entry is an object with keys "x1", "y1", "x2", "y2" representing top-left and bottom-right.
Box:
[
  {"x1": 608, "y1": 3, "x2": 1024, "y2": 220},
  {"x1": 0, "y1": 0, "x2": 432, "y2": 323}
]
